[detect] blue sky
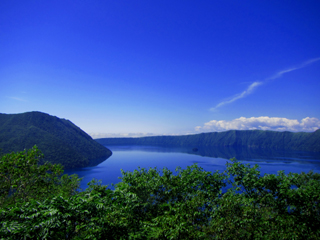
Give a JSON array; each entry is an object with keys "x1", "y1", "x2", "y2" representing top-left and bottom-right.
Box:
[{"x1": 1, "y1": 1, "x2": 320, "y2": 138}]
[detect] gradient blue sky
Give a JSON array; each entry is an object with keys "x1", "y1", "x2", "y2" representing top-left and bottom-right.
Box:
[{"x1": 1, "y1": 1, "x2": 320, "y2": 138}]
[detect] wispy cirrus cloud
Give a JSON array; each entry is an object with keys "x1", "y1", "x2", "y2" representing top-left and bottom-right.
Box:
[
  {"x1": 210, "y1": 57, "x2": 320, "y2": 111},
  {"x1": 211, "y1": 81, "x2": 262, "y2": 110},
  {"x1": 267, "y1": 57, "x2": 320, "y2": 81},
  {"x1": 195, "y1": 116, "x2": 320, "y2": 132},
  {"x1": 8, "y1": 96, "x2": 27, "y2": 102}
]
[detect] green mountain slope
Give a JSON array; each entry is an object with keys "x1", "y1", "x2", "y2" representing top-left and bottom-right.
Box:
[
  {"x1": 0, "y1": 112, "x2": 112, "y2": 169},
  {"x1": 96, "y1": 129, "x2": 320, "y2": 152}
]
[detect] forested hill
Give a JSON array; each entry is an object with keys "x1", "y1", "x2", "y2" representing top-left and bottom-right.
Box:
[
  {"x1": 96, "y1": 129, "x2": 320, "y2": 152},
  {"x1": 0, "y1": 112, "x2": 112, "y2": 169}
]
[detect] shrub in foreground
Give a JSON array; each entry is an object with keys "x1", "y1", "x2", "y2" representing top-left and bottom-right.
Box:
[
  {"x1": 1, "y1": 148, "x2": 319, "y2": 239},
  {"x1": 0, "y1": 146, "x2": 80, "y2": 207}
]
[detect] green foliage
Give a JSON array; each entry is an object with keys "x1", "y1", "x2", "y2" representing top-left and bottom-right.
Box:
[
  {"x1": 0, "y1": 146, "x2": 81, "y2": 207},
  {"x1": 1, "y1": 150, "x2": 319, "y2": 239},
  {"x1": 209, "y1": 159, "x2": 320, "y2": 239},
  {"x1": 0, "y1": 111, "x2": 112, "y2": 169},
  {"x1": 96, "y1": 129, "x2": 320, "y2": 152}
]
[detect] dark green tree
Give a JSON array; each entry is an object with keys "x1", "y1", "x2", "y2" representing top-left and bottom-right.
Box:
[{"x1": 0, "y1": 146, "x2": 81, "y2": 207}]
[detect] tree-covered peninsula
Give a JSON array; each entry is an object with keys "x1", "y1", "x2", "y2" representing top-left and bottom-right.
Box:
[
  {"x1": 0, "y1": 111, "x2": 112, "y2": 169},
  {"x1": 96, "y1": 129, "x2": 320, "y2": 152}
]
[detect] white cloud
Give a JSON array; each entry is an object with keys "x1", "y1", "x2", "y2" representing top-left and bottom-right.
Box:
[
  {"x1": 8, "y1": 96, "x2": 27, "y2": 102},
  {"x1": 195, "y1": 116, "x2": 320, "y2": 132},
  {"x1": 89, "y1": 132, "x2": 188, "y2": 139},
  {"x1": 211, "y1": 81, "x2": 262, "y2": 111},
  {"x1": 211, "y1": 57, "x2": 320, "y2": 111},
  {"x1": 89, "y1": 132, "x2": 157, "y2": 139}
]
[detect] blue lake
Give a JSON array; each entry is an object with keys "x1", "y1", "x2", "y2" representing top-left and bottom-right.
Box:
[{"x1": 65, "y1": 145, "x2": 320, "y2": 190}]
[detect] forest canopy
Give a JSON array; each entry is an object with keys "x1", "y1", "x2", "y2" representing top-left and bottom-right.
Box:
[{"x1": 1, "y1": 147, "x2": 319, "y2": 239}]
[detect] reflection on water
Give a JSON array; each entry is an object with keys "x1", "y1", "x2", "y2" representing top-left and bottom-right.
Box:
[
  {"x1": 65, "y1": 145, "x2": 320, "y2": 190},
  {"x1": 115, "y1": 145, "x2": 320, "y2": 163}
]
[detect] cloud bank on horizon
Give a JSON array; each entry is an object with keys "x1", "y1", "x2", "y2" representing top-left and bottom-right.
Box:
[
  {"x1": 90, "y1": 132, "x2": 157, "y2": 139},
  {"x1": 89, "y1": 132, "x2": 184, "y2": 139},
  {"x1": 210, "y1": 58, "x2": 320, "y2": 111},
  {"x1": 195, "y1": 116, "x2": 320, "y2": 133}
]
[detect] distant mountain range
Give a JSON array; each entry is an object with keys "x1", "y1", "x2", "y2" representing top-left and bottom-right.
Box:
[
  {"x1": 96, "y1": 129, "x2": 320, "y2": 152},
  {"x1": 0, "y1": 112, "x2": 112, "y2": 169}
]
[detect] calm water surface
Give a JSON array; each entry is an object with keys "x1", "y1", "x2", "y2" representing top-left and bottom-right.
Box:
[{"x1": 65, "y1": 145, "x2": 320, "y2": 190}]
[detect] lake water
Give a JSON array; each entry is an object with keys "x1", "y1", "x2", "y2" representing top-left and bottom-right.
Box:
[{"x1": 65, "y1": 145, "x2": 320, "y2": 190}]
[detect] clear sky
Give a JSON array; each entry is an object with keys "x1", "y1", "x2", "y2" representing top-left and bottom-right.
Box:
[{"x1": 1, "y1": 1, "x2": 320, "y2": 138}]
